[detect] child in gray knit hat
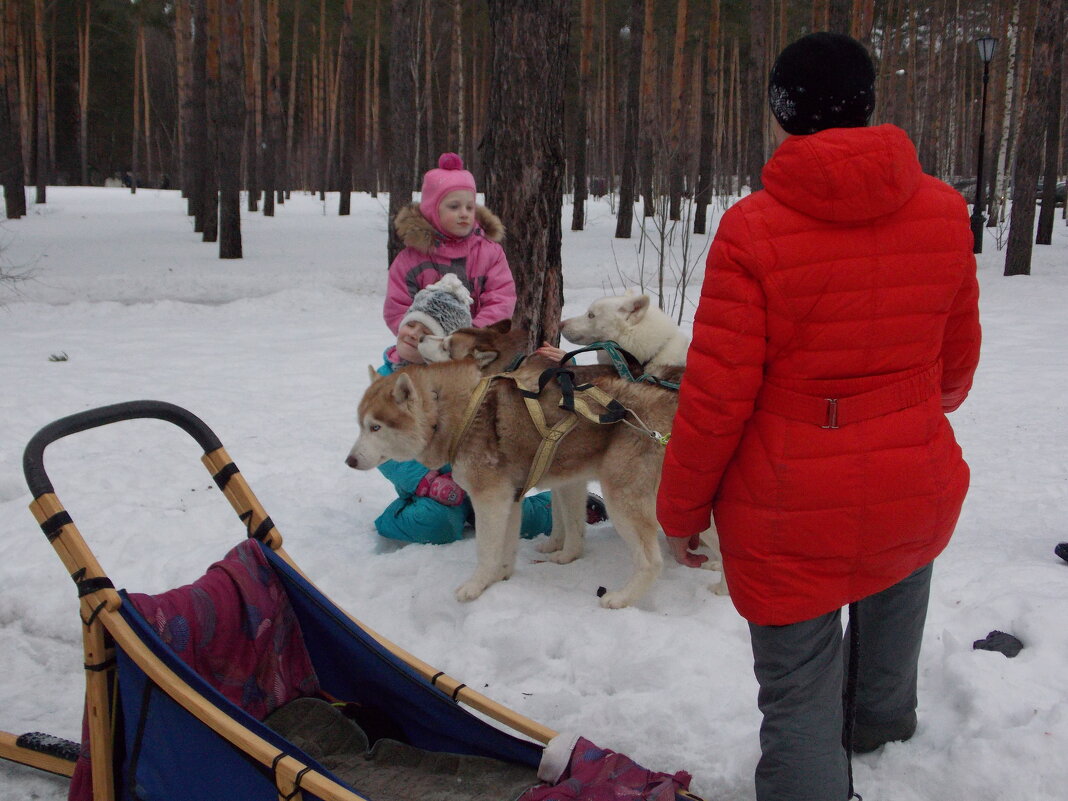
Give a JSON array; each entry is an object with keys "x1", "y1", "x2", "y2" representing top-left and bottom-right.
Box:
[{"x1": 371, "y1": 274, "x2": 556, "y2": 545}]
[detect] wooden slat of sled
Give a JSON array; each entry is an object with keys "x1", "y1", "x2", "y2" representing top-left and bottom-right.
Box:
[{"x1": 0, "y1": 730, "x2": 77, "y2": 778}]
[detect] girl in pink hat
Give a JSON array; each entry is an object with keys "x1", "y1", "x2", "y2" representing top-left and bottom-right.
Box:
[{"x1": 383, "y1": 153, "x2": 517, "y2": 335}]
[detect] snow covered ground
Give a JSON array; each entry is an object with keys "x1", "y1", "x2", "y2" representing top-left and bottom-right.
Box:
[{"x1": 0, "y1": 186, "x2": 1065, "y2": 801}]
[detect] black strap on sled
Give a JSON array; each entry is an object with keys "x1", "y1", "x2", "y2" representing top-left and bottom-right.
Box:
[
  {"x1": 39, "y1": 510, "x2": 73, "y2": 541},
  {"x1": 558, "y1": 340, "x2": 681, "y2": 392}
]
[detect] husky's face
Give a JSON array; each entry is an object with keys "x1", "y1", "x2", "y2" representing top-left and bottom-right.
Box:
[
  {"x1": 561, "y1": 291, "x2": 650, "y2": 346},
  {"x1": 345, "y1": 370, "x2": 430, "y2": 469},
  {"x1": 417, "y1": 319, "x2": 519, "y2": 371}
]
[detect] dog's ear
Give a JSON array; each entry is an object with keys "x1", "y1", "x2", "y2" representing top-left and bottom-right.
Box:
[
  {"x1": 472, "y1": 347, "x2": 499, "y2": 369},
  {"x1": 488, "y1": 318, "x2": 512, "y2": 333},
  {"x1": 621, "y1": 293, "x2": 650, "y2": 322},
  {"x1": 392, "y1": 373, "x2": 416, "y2": 407},
  {"x1": 368, "y1": 365, "x2": 381, "y2": 383}
]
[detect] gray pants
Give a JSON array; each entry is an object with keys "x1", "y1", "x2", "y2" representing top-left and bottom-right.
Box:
[{"x1": 747, "y1": 563, "x2": 933, "y2": 801}]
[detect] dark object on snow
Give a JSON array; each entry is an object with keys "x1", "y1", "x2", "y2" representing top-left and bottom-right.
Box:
[
  {"x1": 848, "y1": 711, "x2": 917, "y2": 754},
  {"x1": 972, "y1": 630, "x2": 1023, "y2": 658},
  {"x1": 596, "y1": 586, "x2": 607, "y2": 598},
  {"x1": 1055, "y1": 542, "x2": 1068, "y2": 563},
  {"x1": 586, "y1": 493, "x2": 608, "y2": 525}
]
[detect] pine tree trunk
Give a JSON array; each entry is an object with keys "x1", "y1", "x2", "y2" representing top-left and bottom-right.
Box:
[
  {"x1": 693, "y1": 0, "x2": 720, "y2": 236},
  {"x1": 338, "y1": 0, "x2": 356, "y2": 215},
  {"x1": 243, "y1": 0, "x2": 259, "y2": 211},
  {"x1": 387, "y1": 0, "x2": 418, "y2": 266},
  {"x1": 264, "y1": 0, "x2": 282, "y2": 213},
  {"x1": 572, "y1": 0, "x2": 592, "y2": 231},
  {"x1": 131, "y1": 23, "x2": 142, "y2": 193},
  {"x1": 1004, "y1": 1, "x2": 1061, "y2": 276},
  {"x1": 77, "y1": 0, "x2": 90, "y2": 187},
  {"x1": 639, "y1": 0, "x2": 655, "y2": 218},
  {"x1": 614, "y1": 0, "x2": 643, "y2": 239},
  {"x1": 202, "y1": 0, "x2": 220, "y2": 242},
  {"x1": 284, "y1": 0, "x2": 300, "y2": 198},
  {"x1": 33, "y1": 0, "x2": 47, "y2": 203},
  {"x1": 746, "y1": 0, "x2": 769, "y2": 192},
  {"x1": 1034, "y1": 8, "x2": 1064, "y2": 245},
  {"x1": 218, "y1": 0, "x2": 244, "y2": 258},
  {"x1": 0, "y1": 0, "x2": 27, "y2": 217},
  {"x1": 447, "y1": 0, "x2": 464, "y2": 152},
  {"x1": 189, "y1": 0, "x2": 206, "y2": 224},
  {"x1": 141, "y1": 26, "x2": 152, "y2": 186},
  {"x1": 176, "y1": 0, "x2": 193, "y2": 198},
  {"x1": 483, "y1": 0, "x2": 570, "y2": 350},
  {"x1": 667, "y1": 0, "x2": 688, "y2": 221}
]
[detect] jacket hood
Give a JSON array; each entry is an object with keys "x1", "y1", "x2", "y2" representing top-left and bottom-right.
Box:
[
  {"x1": 761, "y1": 124, "x2": 922, "y2": 223},
  {"x1": 393, "y1": 202, "x2": 505, "y2": 254}
]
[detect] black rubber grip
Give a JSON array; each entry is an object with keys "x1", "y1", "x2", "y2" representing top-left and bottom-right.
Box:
[{"x1": 23, "y1": 401, "x2": 223, "y2": 498}]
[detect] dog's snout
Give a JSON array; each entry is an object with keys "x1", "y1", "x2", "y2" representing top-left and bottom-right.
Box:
[{"x1": 345, "y1": 454, "x2": 359, "y2": 469}]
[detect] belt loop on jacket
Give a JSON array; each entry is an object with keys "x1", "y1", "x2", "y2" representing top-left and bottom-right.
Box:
[{"x1": 822, "y1": 398, "x2": 839, "y2": 430}]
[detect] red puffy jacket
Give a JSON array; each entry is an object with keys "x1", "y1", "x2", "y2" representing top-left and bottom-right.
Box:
[{"x1": 657, "y1": 124, "x2": 981, "y2": 626}]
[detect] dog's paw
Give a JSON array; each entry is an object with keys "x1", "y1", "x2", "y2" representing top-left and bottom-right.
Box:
[
  {"x1": 454, "y1": 580, "x2": 487, "y2": 602},
  {"x1": 536, "y1": 537, "x2": 563, "y2": 554},
  {"x1": 598, "y1": 589, "x2": 634, "y2": 609},
  {"x1": 546, "y1": 548, "x2": 581, "y2": 565},
  {"x1": 700, "y1": 559, "x2": 723, "y2": 572},
  {"x1": 710, "y1": 578, "x2": 730, "y2": 596}
]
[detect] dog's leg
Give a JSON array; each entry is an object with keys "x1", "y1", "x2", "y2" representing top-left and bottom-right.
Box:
[
  {"x1": 455, "y1": 489, "x2": 520, "y2": 602},
  {"x1": 699, "y1": 522, "x2": 730, "y2": 596},
  {"x1": 539, "y1": 481, "x2": 587, "y2": 563},
  {"x1": 597, "y1": 491, "x2": 663, "y2": 609}
]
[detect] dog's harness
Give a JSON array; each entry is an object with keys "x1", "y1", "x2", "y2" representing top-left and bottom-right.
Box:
[{"x1": 447, "y1": 341, "x2": 679, "y2": 501}]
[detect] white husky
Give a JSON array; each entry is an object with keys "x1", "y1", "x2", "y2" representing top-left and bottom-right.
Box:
[{"x1": 560, "y1": 289, "x2": 690, "y2": 369}]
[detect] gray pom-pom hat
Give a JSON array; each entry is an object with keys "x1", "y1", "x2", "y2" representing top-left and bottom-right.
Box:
[{"x1": 399, "y1": 274, "x2": 473, "y2": 337}]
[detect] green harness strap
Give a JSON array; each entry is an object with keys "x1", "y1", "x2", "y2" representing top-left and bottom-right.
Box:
[{"x1": 557, "y1": 340, "x2": 681, "y2": 391}]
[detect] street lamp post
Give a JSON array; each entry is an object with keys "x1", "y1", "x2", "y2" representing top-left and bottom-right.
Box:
[{"x1": 971, "y1": 36, "x2": 997, "y2": 254}]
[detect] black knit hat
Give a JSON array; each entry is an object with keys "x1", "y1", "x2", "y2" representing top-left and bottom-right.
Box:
[{"x1": 768, "y1": 32, "x2": 876, "y2": 136}]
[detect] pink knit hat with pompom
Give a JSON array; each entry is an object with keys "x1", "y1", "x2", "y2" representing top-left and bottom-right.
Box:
[{"x1": 419, "y1": 153, "x2": 477, "y2": 233}]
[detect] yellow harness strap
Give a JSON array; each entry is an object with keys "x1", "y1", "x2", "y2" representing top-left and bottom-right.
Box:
[{"x1": 447, "y1": 371, "x2": 635, "y2": 502}]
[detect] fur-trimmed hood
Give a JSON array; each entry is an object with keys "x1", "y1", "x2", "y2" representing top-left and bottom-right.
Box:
[{"x1": 393, "y1": 202, "x2": 505, "y2": 255}]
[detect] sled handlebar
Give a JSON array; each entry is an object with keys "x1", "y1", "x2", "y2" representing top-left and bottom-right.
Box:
[{"x1": 23, "y1": 400, "x2": 223, "y2": 498}]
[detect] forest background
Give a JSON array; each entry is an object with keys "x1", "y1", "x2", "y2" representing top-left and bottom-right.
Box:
[{"x1": 0, "y1": 0, "x2": 1065, "y2": 341}]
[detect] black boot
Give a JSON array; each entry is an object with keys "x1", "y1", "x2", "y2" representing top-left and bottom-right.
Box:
[
  {"x1": 586, "y1": 493, "x2": 608, "y2": 524},
  {"x1": 850, "y1": 711, "x2": 917, "y2": 753}
]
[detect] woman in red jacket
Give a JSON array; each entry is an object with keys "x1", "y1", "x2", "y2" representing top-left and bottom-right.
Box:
[{"x1": 656, "y1": 33, "x2": 980, "y2": 801}]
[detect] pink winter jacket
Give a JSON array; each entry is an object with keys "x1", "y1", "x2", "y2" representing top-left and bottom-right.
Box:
[{"x1": 383, "y1": 203, "x2": 516, "y2": 334}]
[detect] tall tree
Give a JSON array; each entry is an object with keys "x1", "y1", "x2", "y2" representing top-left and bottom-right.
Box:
[
  {"x1": 338, "y1": 0, "x2": 356, "y2": 215},
  {"x1": 447, "y1": 0, "x2": 464, "y2": 153},
  {"x1": 218, "y1": 0, "x2": 245, "y2": 257},
  {"x1": 746, "y1": 0, "x2": 769, "y2": 191},
  {"x1": 77, "y1": 0, "x2": 90, "y2": 187},
  {"x1": 667, "y1": 0, "x2": 688, "y2": 220},
  {"x1": 1004, "y1": 0, "x2": 1062, "y2": 275},
  {"x1": 242, "y1": 0, "x2": 260, "y2": 211},
  {"x1": 131, "y1": 20, "x2": 143, "y2": 192},
  {"x1": 614, "y1": 0, "x2": 643, "y2": 239},
  {"x1": 693, "y1": 0, "x2": 720, "y2": 235},
  {"x1": 189, "y1": 0, "x2": 207, "y2": 226},
  {"x1": 572, "y1": 0, "x2": 593, "y2": 231},
  {"x1": 387, "y1": 0, "x2": 418, "y2": 265},
  {"x1": 1, "y1": 0, "x2": 27, "y2": 218},
  {"x1": 202, "y1": 0, "x2": 220, "y2": 242},
  {"x1": 33, "y1": 0, "x2": 48, "y2": 203},
  {"x1": 176, "y1": 0, "x2": 194, "y2": 198},
  {"x1": 1035, "y1": 21, "x2": 1063, "y2": 245},
  {"x1": 263, "y1": 0, "x2": 282, "y2": 213},
  {"x1": 483, "y1": 0, "x2": 570, "y2": 350}
]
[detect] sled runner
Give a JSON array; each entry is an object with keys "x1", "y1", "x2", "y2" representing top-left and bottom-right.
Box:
[{"x1": 1, "y1": 400, "x2": 702, "y2": 801}]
